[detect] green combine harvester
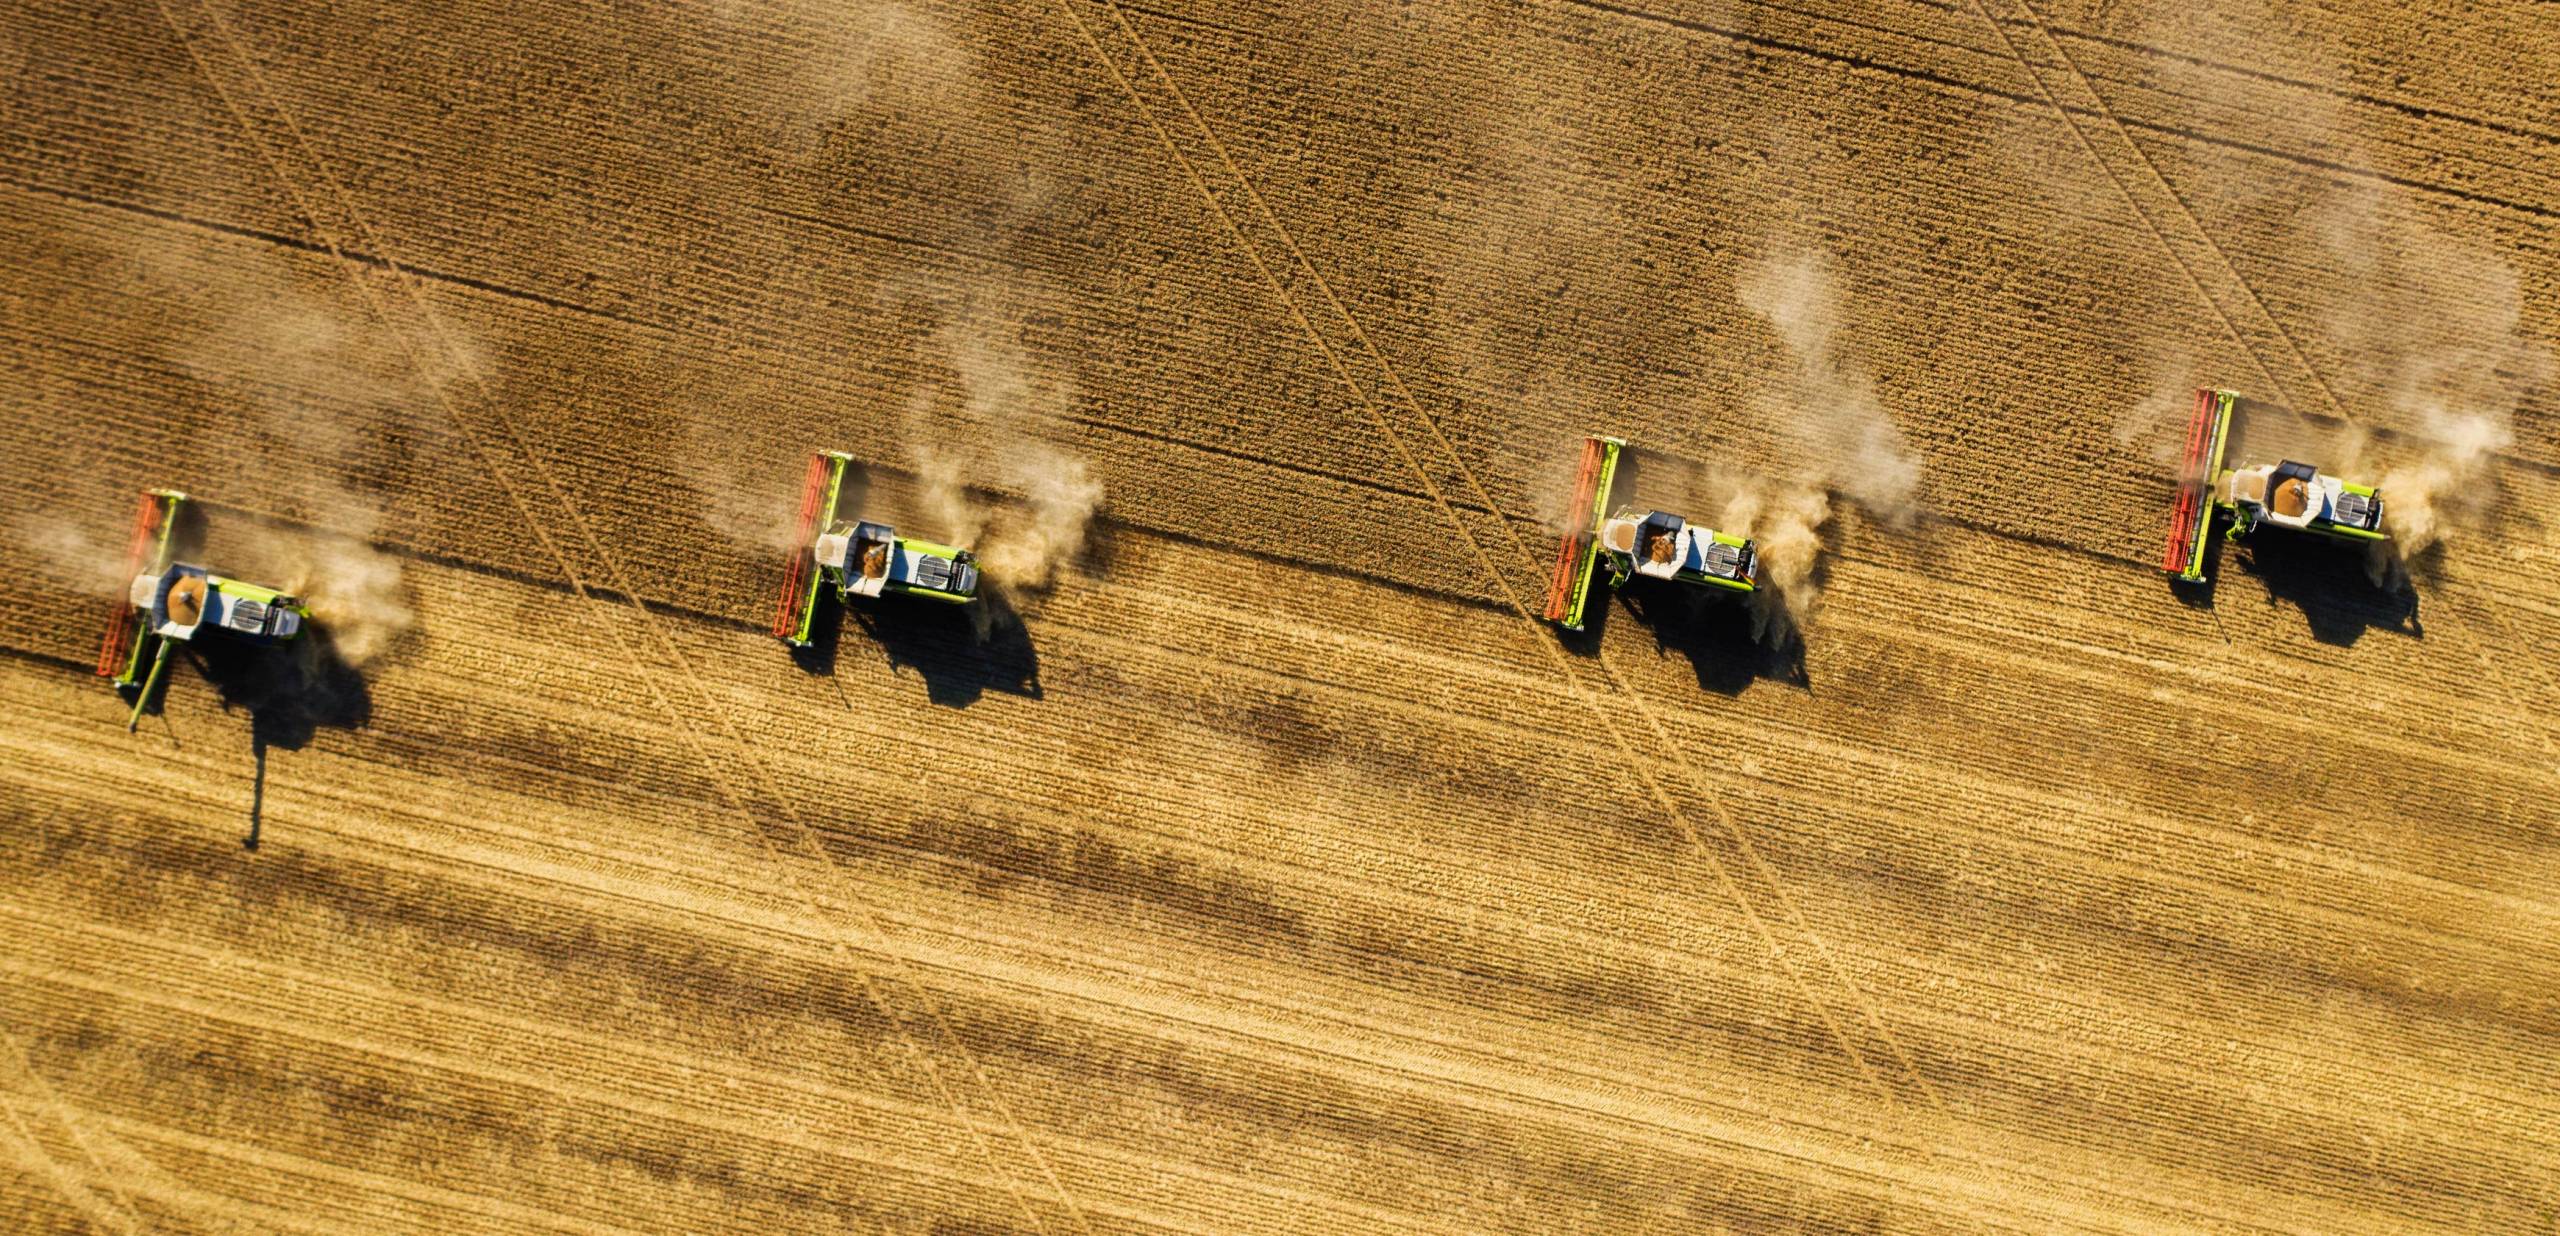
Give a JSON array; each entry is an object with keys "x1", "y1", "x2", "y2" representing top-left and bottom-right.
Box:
[
  {"x1": 97, "y1": 490, "x2": 309, "y2": 730},
  {"x1": 2163, "y1": 388, "x2": 2386, "y2": 584},
  {"x1": 1541, "y1": 435, "x2": 1759, "y2": 632},
  {"x1": 772, "y1": 450, "x2": 981, "y2": 646}
]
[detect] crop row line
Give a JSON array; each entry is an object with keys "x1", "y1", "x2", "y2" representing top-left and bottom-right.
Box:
[
  {"x1": 139, "y1": 1, "x2": 1097, "y2": 1230},
  {"x1": 1054, "y1": 0, "x2": 1956, "y2": 1137}
]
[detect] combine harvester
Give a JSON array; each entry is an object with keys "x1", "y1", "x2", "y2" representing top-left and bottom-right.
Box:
[
  {"x1": 1541, "y1": 435, "x2": 1759, "y2": 632},
  {"x1": 97, "y1": 490, "x2": 309, "y2": 731},
  {"x1": 2163, "y1": 388, "x2": 2386, "y2": 585},
  {"x1": 773, "y1": 450, "x2": 981, "y2": 646}
]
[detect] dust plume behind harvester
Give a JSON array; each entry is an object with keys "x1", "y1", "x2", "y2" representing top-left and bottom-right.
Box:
[
  {"x1": 773, "y1": 450, "x2": 981, "y2": 646},
  {"x1": 2164, "y1": 388, "x2": 2387, "y2": 586},
  {"x1": 97, "y1": 490, "x2": 310, "y2": 731},
  {"x1": 1541, "y1": 436, "x2": 1760, "y2": 632}
]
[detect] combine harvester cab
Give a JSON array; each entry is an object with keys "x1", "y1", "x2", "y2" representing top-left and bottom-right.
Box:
[
  {"x1": 2163, "y1": 388, "x2": 2385, "y2": 585},
  {"x1": 774, "y1": 451, "x2": 980, "y2": 647},
  {"x1": 98, "y1": 490, "x2": 310, "y2": 730},
  {"x1": 1541, "y1": 435, "x2": 1758, "y2": 632}
]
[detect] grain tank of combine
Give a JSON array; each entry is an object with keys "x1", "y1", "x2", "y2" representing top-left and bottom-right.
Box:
[
  {"x1": 773, "y1": 450, "x2": 980, "y2": 646},
  {"x1": 97, "y1": 490, "x2": 310, "y2": 730}
]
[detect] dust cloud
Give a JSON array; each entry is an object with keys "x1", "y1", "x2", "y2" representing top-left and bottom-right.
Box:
[
  {"x1": 905, "y1": 312, "x2": 1104, "y2": 595},
  {"x1": 1737, "y1": 248, "x2": 1923, "y2": 526},
  {"x1": 976, "y1": 448, "x2": 1104, "y2": 588},
  {"x1": 702, "y1": 0, "x2": 981, "y2": 127},
  {"x1": 681, "y1": 0, "x2": 1102, "y2": 605},
  {"x1": 16, "y1": 263, "x2": 436, "y2": 669},
  {"x1": 2315, "y1": 207, "x2": 2547, "y2": 587},
  {"x1": 1728, "y1": 246, "x2": 1926, "y2": 641},
  {"x1": 182, "y1": 279, "x2": 452, "y2": 668},
  {"x1": 696, "y1": 455, "x2": 817, "y2": 558},
  {"x1": 11, "y1": 512, "x2": 130, "y2": 599},
  {"x1": 2363, "y1": 403, "x2": 2521, "y2": 589},
  {"x1": 1716, "y1": 480, "x2": 1831, "y2": 645}
]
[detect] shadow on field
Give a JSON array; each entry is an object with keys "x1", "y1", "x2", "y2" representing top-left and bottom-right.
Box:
[
  {"x1": 195, "y1": 625, "x2": 377, "y2": 850},
  {"x1": 817, "y1": 588, "x2": 1042, "y2": 708},
  {"x1": 2168, "y1": 532, "x2": 2420, "y2": 646},
  {"x1": 2167, "y1": 527, "x2": 2230, "y2": 613},
  {"x1": 1616, "y1": 578, "x2": 1809, "y2": 695},
  {"x1": 2234, "y1": 538, "x2": 2421, "y2": 647}
]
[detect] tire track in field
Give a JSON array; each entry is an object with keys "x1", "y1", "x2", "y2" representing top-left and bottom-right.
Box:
[
  {"x1": 30, "y1": 609, "x2": 2549, "y2": 1161},
  {"x1": 24, "y1": 120, "x2": 2539, "y2": 1187},
  {"x1": 7, "y1": 1002, "x2": 328, "y2": 1234},
  {"x1": 145, "y1": 634, "x2": 2560, "y2": 1166},
  {"x1": 139, "y1": 2, "x2": 1102, "y2": 1229},
  {"x1": 1056, "y1": 0, "x2": 1966, "y2": 1124},
  {"x1": 1734, "y1": 0, "x2": 2560, "y2": 151},
  {"x1": 1559, "y1": 0, "x2": 2560, "y2": 223},
  {"x1": 40, "y1": 483, "x2": 2560, "y2": 1110},
  {"x1": 15, "y1": 345, "x2": 2519, "y2": 1120},
  {"x1": 0, "y1": 805, "x2": 146, "y2": 1236},
  {"x1": 28, "y1": 182, "x2": 2549, "y2": 815},
  {"x1": 0, "y1": 784, "x2": 2143, "y2": 1234},
  {"x1": 1932, "y1": 17, "x2": 2560, "y2": 1217},
  {"x1": 0, "y1": 174, "x2": 672, "y2": 338},
  {"x1": 12, "y1": 173, "x2": 2536, "y2": 773},
  {"x1": 0, "y1": 968, "x2": 1219, "y2": 1236},
  {"x1": 2, "y1": 910, "x2": 1457, "y2": 1236},
  {"x1": 30, "y1": 726, "x2": 2478, "y2": 1236},
  {"x1": 74, "y1": 432, "x2": 2519, "y2": 957},
  {"x1": 1, "y1": 774, "x2": 2054, "y2": 1232},
  {"x1": 1057, "y1": 0, "x2": 1907, "y2": 1098},
  {"x1": 10, "y1": 647, "x2": 2519, "y2": 1228},
  {"x1": 16, "y1": 164, "x2": 2544, "y2": 663},
  {"x1": 0, "y1": 964, "x2": 171, "y2": 1236},
  {"x1": 85, "y1": 1112, "x2": 608, "y2": 1236},
  {"x1": 0, "y1": 1087, "x2": 140, "y2": 1236},
  {"x1": 931, "y1": 11, "x2": 2552, "y2": 1224},
  {"x1": 0, "y1": 711, "x2": 2068, "y2": 1233},
  {"x1": 20, "y1": 7, "x2": 2560, "y2": 1228}
]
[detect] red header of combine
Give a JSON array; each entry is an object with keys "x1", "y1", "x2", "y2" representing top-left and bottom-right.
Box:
[
  {"x1": 2162, "y1": 387, "x2": 2221, "y2": 579},
  {"x1": 96, "y1": 491, "x2": 170, "y2": 677},
  {"x1": 772, "y1": 452, "x2": 831, "y2": 640}
]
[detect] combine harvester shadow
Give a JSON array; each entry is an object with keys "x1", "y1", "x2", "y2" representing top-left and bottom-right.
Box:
[
  {"x1": 838, "y1": 589, "x2": 1042, "y2": 708},
  {"x1": 1616, "y1": 579, "x2": 1812, "y2": 696},
  {"x1": 2233, "y1": 541, "x2": 2421, "y2": 648},
  {"x1": 774, "y1": 451, "x2": 1043, "y2": 708},
  {"x1": 194, "y1": 623, "x2": 374, "y2": 851},
  {"x1": 2172, "y1": 532, "x2": 2419, "y2": 647}
]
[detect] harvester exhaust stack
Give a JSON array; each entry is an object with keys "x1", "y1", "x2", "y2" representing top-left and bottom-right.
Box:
[
  {"x1": 1541, "y1": 436, "x2": 1623, "y2": 631},
  {"x1": 2163, "y1": 388, "x2": 2233, "y2": 584}
]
